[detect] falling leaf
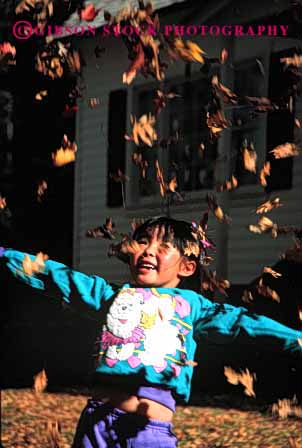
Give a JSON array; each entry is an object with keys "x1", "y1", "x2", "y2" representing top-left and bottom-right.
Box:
[
  {"x1": 249, "y1": 216, "x2": 277, "y2": 236},
  {"x1": 33, "y1": 368, "x2": 48, "y2": 394},
  {"x1": 132, "y1": 152, "x2": 148, "y2": 178},
  {"x1": 202, "y1": 270, "x2": 230, "y2": 295},
  {"x1": 127, "y1": 113, "x2": 157, "y2": 147},
  {"x1": 220, "y1": 48, "x2": 228, "y2": 64},
  {"x1": 88, "y1": 97, "x2": 100, "y2": 108},
  {"x1": 255, "y1": 197, "x2": 283, "y2": 214},
  {"x1": 242, "y1": 141, "x2": 257, "y2": 173},
  {"x1": 280, "y1": 54, "x2": 302, "y2": 67},
  {"x1": 272, "y1": 397, "x2": 302, "y2": 419},
  {"x1": 22, "y1": 252, "x2": 48, "y2": 276},
  {"x1": 46, "y1": 420, "x2": 61, "y2": 448},
  {"x1": 215, "y1": 175, "x2": 238, "y2": 192},
  {"x1": 270, "y1": 143, "x2": 300, "y2": 159},
  {"x1": 168, "y1": 37, "x2": 206, "y2": 63},
  {"x1": 206, "y1": 193, "x2": 231, "y2": 224},
  {"x1": 110, "y1": 169, "x2": 129, "y2": 183},
  {"x1": 52, "y1": 135, "x2": 77, "y2": 167},
  {"x1": 0, "y1": 195, "x2": 7, "y2": 209},
  {"x1": 37, "y1": 180, "x2": 47, "y2": 202},
  {"x1": 153, "y1": 89, "x2": 180, "y2": 115},
  {"x1": 212, "y1": 75, "x2": 238, "y2": 105},
  {"x1": 35, "y1": 90, "x2": 48, "y2": 101},
  {"x1": 294, "y1": 118, "x2": 301, "y2": 128},
  {"x1": 224, "y1": 366, "x2": 256, "y2": 397},
  {"x1": 257, "y1": 277, "x2": 280, "y2": 302},
  {"x1": 242, "y1": 289, "x2": 254, "y2": 303},
  {"x1": 259, "y1": 161, "x2": 271, "y2": 187},
  {"x1": 263, "y1": 267, "x2": 282, "y2": 278},
  {"x1": 206, "y1": 110, "x2": 230, "y2": 139},
  {"x1": 78, "y1": 3, "x2": 101, "y2": 21},
  {"x1": 86, "y1": 217, "x2": 116, "y2": 240},
  {"x1": 183, "y1": 242, "x2": 200, "y2": 258}
]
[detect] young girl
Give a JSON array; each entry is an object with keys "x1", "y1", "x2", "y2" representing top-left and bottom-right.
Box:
[{"x1": 1, "y1": 216, "x2": 301, "y2": 448}]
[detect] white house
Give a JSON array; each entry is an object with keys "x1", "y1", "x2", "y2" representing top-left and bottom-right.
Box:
[{"x1": 71, "y1": 0, "x2": 302, "y2": 286}]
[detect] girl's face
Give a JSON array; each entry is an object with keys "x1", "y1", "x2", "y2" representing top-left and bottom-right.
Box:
[{"x1": 129, "y1": 226, "x2": 196, "y2": 288}]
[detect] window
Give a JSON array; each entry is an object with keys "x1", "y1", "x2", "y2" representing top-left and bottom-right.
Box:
[{"x1": 132, "y1": 76, "x2": 218, "y2": 202}]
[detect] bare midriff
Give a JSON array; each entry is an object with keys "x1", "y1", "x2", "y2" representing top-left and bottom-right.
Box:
[{"x1": 92, "y1": 390, "x2": 174, "y2": 422}]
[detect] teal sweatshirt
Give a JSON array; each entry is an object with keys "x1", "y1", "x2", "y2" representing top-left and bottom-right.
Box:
[{"x1": 2, "y1": 249, "x2": 302, "y2": 401}]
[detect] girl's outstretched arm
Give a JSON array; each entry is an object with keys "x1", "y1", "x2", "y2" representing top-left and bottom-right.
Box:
[
  {"x1": 194, "y1": 295, "x2": 302, "y2": 357},
  {"x1": 0, "y1": 248, "x2": 115, "y2": 315}
]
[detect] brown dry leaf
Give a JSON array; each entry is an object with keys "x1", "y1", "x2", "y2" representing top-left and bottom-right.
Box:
[
  {"x1": 88, "y1": 97, "x2": 100, "y2": 108},
  {"x1": 46, "y1": 420, "x2": 61, "y2": 448},
  {"x1": 280, "y1": 54, "x2": 302, "y2": 67},
  {"x1": 242, "y1": 289, "x2": 254, "y2": 303},
  {"x1": 270, "y1": 143, "x2": 300, "y2": 159},
  {"x1": 183, "y1": 242, "x2": 200, "y2": 258},
  {"x1": 249, "y1": 216, "x2": 277, "y2": 235},
  {"x1": 212, "y1": 75, "x2": 238, "y2": 104},
  {"x1": 272, "y1": 398, "x2": 302, "y2": 419},
  {"x1": 0, "y1": 194, "x2": 7, "y2": 209},
  {"x1": 206, "y1": 193, "x2": 231, "y2": 224},
  {"x1": 128, "y1": 114, "x2": 157, "y2": 147},
  {"x1": 294, "y1": 118, "x2": 301, "y2": 128},
  {"x1": 242, "y1": 142, "x2": 257, "y2": 173},
  {"x1": 259, "y1": 161, "x2": 271, "y2": 187},
  {"x1": 33, "y1": 368, "x2": 48, "y2": 394},
  {"x1": 35, "y1": 90, "x2": 48, "y2": 101},
  {"x1": 255, "y1": 197, "x2": 282, "y2": 214},
  {"x1": 52, "y1": 135, "x2": 77, "y2": 167},
  {"x1": 288, "y1": 437, "x2": 301, "y2": 448},
  {"x1": 257, "y1": 277, "x2": 280, "y2": 303},
  {"x1": 297, "y1": 306, "x2": 302, "y2": 323},
  {"x1": 172, "y1": 38, "x2": 206, "y2": 63},
  {"x1": 155, "y1": 160, "x2": 166, "y2": 197},
  {"x1": 220, "y1": 48, "x2": 228, "y2": 64},
  {"x1": 202, "y1": 270, "x2": 230, "y2": 295},
  {"x1": 22, "y1": 252, "x2": 48, "y2": 276},
  {"x1": 37, "y1": 180, "x2": 47, "y2": 202},
  {"x1": 132, "y1": 152, "x2": 148, "y2": 178},
  {"x1": 224, "y1": 366, "x2": 256, "y2": 397},
  {"x1": 206, "y1": 110, "x2": 230, "y2": 139},
  {"x1": 263, "y1": 267, "x2": 282, "y2": 278},
  {"x1": 215, "y1": 175, "x2": 238, "y2": 192}
]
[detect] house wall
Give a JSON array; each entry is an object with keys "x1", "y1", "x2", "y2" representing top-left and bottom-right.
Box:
[{"x1": 73, "y1": 5, "x2": 302, "y2": 287}]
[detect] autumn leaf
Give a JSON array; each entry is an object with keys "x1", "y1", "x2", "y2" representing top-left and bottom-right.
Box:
[
  {"x1": 215, "y1": 175, "x2": 238, "y2": 192},
  {"x1": 280, "y1": 54, "x2": 302, "y2": 67},
  {"x1": 206, "y1": 193, "x2": 231, "y2": 224},
  {"x1": 86, "y1": 217, "x2": 116, "y2": 240},
  {"x1": 35, "y1": 90, "x2": 48, "y2": 101},
  {"x1": 169, "y1": 37, "x2": 206, "y2": 64},
  {"x1": 270, "y1": 142, "x2": 300, "y2": 159},
  {"x1": 0, "y1": 194, "x2": 7, "y2": 209},
  {"x1": 248, "y1": 216, "x2": 277, "y2": 237},
  {"x1": 255, "y1": 197, "x2": 283, "y2": 214},
  {"x1": 78, "y1": 3, "x2": 101, "y2": 21},
  {"x1": 22, "y1": 252, "x2": 48, "y2": 276},
  {"x1": 242, "y1": 141, "x2": 257, "y2": 173},
  {"x1": 259, "y1": 161, "x2": 271, "y2": 186},
  {"x1": 52, "y1": 135, "x2": 77, "y2": 167},
  {"x1": 263, "y1": 267, "x2": 282, "y2": 278},
  {"x1": 242, "y1": 289, "x2": 254, "y2": 303},
  {"x1": 202, "y1": 270, "x2": 230, "y2": 295},
  {"x1": 127, "y1": 114, "x2": 157, "y2": 147},
  {"x1": 33, "y1": 368, "x2": 48, "y2": 394},
  {"x1": 224, "y1": 366, "x2": 256, "y2": 397},
  {"x1": 183, "y1": 242, "x2": 200, "y2": 258},
  {"x1": 211, "y1": 75, "x2": 238, "y2": 105},
  {"x1": 37, "y1": 180, "x2": 47, "y2": 202},
  {"x1": 46, "y1": 419, "x2": 61, "y2": 448},
  {"x1": 257, "y1": 277, "x2": 280, "y2": 303},
  {"x1": 88, "y1": 97, "x2": 100, "y2": 108},
  {"x1": 220, "y1": 48, "x2": 228, "y2": 64}
]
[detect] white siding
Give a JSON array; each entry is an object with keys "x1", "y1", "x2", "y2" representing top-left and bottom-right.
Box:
[{"x1": 73, "y1": 5, "x2": 302, "y2": 287}]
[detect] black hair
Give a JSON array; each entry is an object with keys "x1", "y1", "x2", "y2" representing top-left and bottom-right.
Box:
[{"x1": 132, "y1": 216, "x2": 203, "y2": 292}]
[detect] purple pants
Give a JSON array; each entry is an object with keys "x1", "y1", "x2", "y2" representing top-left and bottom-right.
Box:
[{"x1": 72, "y1": 400, "x2": 178, "y2": 448}]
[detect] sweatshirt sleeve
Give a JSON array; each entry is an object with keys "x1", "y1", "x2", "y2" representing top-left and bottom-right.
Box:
[
  {"x1": 1, "y1": 248, "x2": 114, "y2": 313},
  {"x1": 194, "y1": 294, "x2": 302, "y2": 357}
]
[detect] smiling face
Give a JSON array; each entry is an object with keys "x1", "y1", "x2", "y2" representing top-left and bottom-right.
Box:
[{"x1": 129, "y1": 225, "x2": 196, "y2": 288}]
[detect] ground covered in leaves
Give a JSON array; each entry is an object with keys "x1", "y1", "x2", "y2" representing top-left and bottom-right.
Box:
[{"x1": 2, "y1": 388, "x2": 302, "y2": 448}]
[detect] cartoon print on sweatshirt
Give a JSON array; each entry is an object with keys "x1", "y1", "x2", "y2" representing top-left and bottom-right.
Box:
[{"x1": 99, "y1": 288, "x2": 192, "y2": 371}]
